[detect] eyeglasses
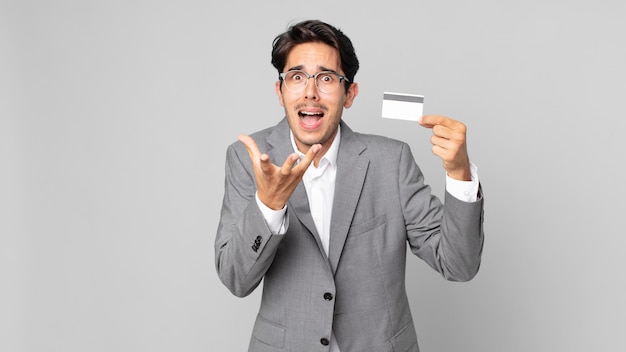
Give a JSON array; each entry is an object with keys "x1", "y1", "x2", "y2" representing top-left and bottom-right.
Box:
[{"x1": 279, "y1": 70, "x2": 350, "y2": 94}]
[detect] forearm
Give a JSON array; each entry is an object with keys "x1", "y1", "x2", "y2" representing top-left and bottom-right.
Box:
[
  {"x1": 438, "y1": 191, "x2": 485, "y2": 281},
  {"x1": 215, "y1": 199, "x2": 283, "y2": 297}
]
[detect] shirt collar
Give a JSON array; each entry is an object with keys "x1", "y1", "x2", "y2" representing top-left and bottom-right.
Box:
[{"x1": 290, "y1": 125, "x2": 341, "y2": 168}]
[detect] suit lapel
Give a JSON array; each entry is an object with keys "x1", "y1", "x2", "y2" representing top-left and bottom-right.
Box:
[
  {"x1": 266, "y1": 119, "x2": 325, "y2": 254},
  {"x1": 328, "y1": 123, "x2": 368, "y2": 274}
]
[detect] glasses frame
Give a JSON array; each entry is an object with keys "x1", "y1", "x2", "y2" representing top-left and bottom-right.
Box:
[{"x1": 279, "y1": 70, "x2": 350, "y2": 94}]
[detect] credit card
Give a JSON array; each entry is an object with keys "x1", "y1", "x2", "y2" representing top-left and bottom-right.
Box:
[{"x1": 382, "y1": 92, "x2": 424, "y2": 121}]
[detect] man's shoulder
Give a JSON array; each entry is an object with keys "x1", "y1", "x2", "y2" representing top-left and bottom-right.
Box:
[
  {"x1": 248, "y1": 124, "x2": 279, "y2": 141},
  {"x1": 349, "y1": 130, "x2": 407, "y2": 151},
  {"x1": 227, "y1": 119, "x2": 286, "y2": 151}
]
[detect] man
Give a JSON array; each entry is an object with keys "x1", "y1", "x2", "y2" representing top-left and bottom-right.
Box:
[{"x1": 215, "y1": 19, "x2": 484, "y2": 352}]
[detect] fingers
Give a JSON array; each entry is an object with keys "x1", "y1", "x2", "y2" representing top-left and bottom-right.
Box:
[
  {"x1": 430, "y1": 135, "x2": 457, "y2": 152},
  {"x1": 239, "y1": 134, "x2": 322, "y2": 176},
  {"x1": 419, "y1": 115, "x2": 448, "y2": 128},
  {"x1": 238, "y1": 134, "x2": 261, "y2": 164},
  {"x1": 299, "y1": 144, "x2": 322, "y2": 170},
  {"x1": 419, "y1": 115, "x2": 466, "y2": 132},
  {"x1": 238, "y1": 134, "x2": 275, "y2": 176},
  {"x1": 418, "y1": 115, "x2": 471, "y2": 179},
  {"x1": 419, "y1": 115, "x2": 467, "y2": 145},
  {"x1": 279, "y1": 153, "x2": 301, "y2": 175},
  {"x1": 278, "y1": 144, "x2": 321, "y2": 175},
  {"x1": 259, "y1": 153, "x2": 274, "y2": 174}
]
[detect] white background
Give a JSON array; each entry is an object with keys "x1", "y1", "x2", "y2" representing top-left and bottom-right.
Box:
[{"x1": 2, "y1": 0, "x2": 625, "y2": 351}]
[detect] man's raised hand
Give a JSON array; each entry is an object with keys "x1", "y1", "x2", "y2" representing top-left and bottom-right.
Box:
[
  {"x1": 238, "y1": 134, "x2": 321, "y2": 210},
  {"x1": 419, "y1": 115, "x2": 471, "y2": 181}
]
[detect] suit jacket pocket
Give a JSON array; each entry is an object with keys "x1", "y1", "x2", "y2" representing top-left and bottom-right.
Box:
[
  {"x1": 348, "y1": 214, "x2": 386, "y2": 237},
  {"x1": 251, "y1": 316, "x2": 285, "y2": 350}
]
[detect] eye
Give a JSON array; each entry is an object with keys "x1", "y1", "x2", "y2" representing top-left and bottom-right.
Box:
[
  {"x1": 289, "y1": 71, "x2": 305, "y2": 81},
  {"x1": 318, "y1": 73, "x2": 335, "y2": 83}
]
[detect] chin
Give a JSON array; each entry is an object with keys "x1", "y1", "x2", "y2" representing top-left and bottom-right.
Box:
[{"x1": 294, "y1": 132, "x2": 323, "y2": 147}]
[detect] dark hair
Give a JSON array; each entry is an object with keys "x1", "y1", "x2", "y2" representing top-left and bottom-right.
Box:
[{"x1": 271, "y1": 20, "x2": 359, "y2": 93}]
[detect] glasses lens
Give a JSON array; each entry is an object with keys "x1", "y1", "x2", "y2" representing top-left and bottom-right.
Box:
[
  {"x1": 315, "y1": 72, "x2": 340, "y2": 93},
  {"x1": 283, "y1": 71, "x2": 307, "y2": 92}
]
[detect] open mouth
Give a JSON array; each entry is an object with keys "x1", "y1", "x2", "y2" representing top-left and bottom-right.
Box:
[{"x1": 298, "y1": 110, "x2": 324, "y2": 129}]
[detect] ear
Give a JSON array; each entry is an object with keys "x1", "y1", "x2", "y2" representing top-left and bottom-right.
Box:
[
  {"x1": 343, "y1": 82, "x2": 359, "y2": 109},
  {"x1": 275, "y1": 81, "x2": 285, "y2": 106}
]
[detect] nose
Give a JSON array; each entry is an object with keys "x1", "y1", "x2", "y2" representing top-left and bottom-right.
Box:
[{"x1": 304, "y1": 76, "x2": 319, "y2": 100}]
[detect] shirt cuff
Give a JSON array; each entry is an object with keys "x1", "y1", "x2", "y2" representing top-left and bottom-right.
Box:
[
  {"x1": 445, "y1": 162, "x2": 480, "y2": 202},
  {"x1": 255, "y1": 192, "x2": 287, "y2": 234}
]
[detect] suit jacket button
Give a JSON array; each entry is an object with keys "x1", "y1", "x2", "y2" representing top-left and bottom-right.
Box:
[
  {"x1": 323, "y1": 292, "x2": 333, "y2": 301},
  {"x1": 320, "y1": 338, "x2": 329, "y2": 346}
]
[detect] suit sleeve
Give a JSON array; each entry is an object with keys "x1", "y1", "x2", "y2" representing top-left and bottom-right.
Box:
[
  {"x1": 214, "y1": 143, "x2": 285, "y2": 297},
  {"x1": 400, "y1": 143, "x2": 485, "y2": 281}
]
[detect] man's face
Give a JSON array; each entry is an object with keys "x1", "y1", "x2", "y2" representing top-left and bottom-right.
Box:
[{"x1": 276, "y1": 42, "x2": 358, "y2": 155}]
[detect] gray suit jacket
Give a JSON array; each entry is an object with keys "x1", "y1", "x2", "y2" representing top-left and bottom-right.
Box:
[{"x1": 215, "y1": 118, "x2": 484, "y2": 352}]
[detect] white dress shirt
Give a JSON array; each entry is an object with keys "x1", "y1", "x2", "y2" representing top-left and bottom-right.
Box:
[{"x1": 256, "y1": 126, "x2": 479, "y2": 351}]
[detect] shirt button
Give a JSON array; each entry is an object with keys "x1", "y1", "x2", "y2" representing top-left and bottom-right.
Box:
[
  {"x1": 323, "y1": 292, "x2": 333, "y2": 301},
  {"x1": 320, "y1": 337, "x2": 330, "y2": 346}
]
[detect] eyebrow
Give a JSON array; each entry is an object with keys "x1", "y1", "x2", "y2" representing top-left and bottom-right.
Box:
[{"x1": 285, "y1": 65, "x2": 341, "y2": 75}]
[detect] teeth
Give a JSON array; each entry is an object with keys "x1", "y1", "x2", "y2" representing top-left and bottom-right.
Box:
[{"x1": 301, "y1": 111, "x2": 322, "y2": 116}]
